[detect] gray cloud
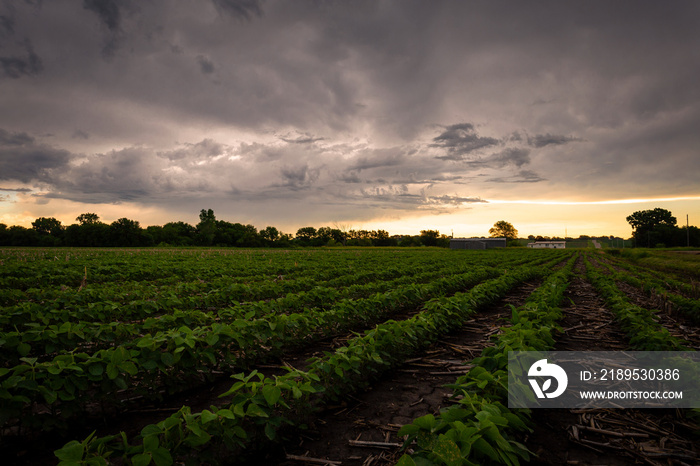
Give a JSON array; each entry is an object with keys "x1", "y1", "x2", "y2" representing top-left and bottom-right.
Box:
[
  {"x1": 488, "y1": 170, "x2": 546, "y2": 184},
  {"x1": 0, "y1": 39, "x2": 42, "y2": 78},
  {"x1": 82, "y1": 0, "x2": 121, "y2": 31},
  {"x1": 279, "y1": 133, "x2": 325, "y2": 144},
  {"x1": 0, "y1": 1, "x2": 699, "y2": 229},
  {"x1": 158, "y1": 139, "x2": 226, "y2": 161},
  {"x1": 279, "y1": 164, "x2": 320, "y2": 190},
  {"x1": 486, "y1": 148, "x2": 531, "y2": 168},
  {"x1": 528, "y1": 133, "x2": 583, "y2": 148},
  {"x1": 196, "y1": 55, "x2": 215, "y2": 75},
  {"x1": 81, "y1": 0, "x2": 130, "y2": 58},
  {"x1": 432, "y1": 124, "x2": 500, "y2": 161},
  {"x1": 211, "y1": 0, "x2": 263, "y2": 20},
  {"x1": 0, "y1": 129, "x2": 72, "y2": 183},
  {"x1": 72, "y1": 129, "x2": 90, "y2": 140}
]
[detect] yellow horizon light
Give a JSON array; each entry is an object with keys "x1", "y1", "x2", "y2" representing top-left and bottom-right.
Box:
[{"x1": 487, "y1": 196, "x2": 700, "y2": 206}]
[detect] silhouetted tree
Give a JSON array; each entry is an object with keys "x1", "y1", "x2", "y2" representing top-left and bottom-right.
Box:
[
  {"x1": 196, "y1": 209, "x2": 217, "y2": 245},
  {"x1": 627, "y1": 208, "x2": 677, "y2": 247},
  {"x1": 489, "y1": 221, "x2": 518, "y2": 241},
  {"x1": 419, "y1": 230, "x2": 440, "y2": 246}
]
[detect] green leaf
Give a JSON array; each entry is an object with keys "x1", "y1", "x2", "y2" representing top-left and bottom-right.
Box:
[
  {"x1": 217, "y1": 409, "x2": 235, "y2": 419},
  {"x1": 397, "y1": 424, "x2": 420, "y2": 437},
  {"x1": 161, "y1": 352, "x2": 175, "y2": 367},
  {"x1": 394, "y1": 455, "x2": 416, "y2": 466},
  {"x1": 17, "y1": 342, "x2": 31, "y2": 357},
  {"x1": 262, "y1": 385, "x2": 281, "y2": 406},
  {"x1": 143, "y1": 435, "x2": 159, "y2": 452},
  {"x1": 233, "y1": 425, "x2": 247, "y2": 439},
  {"x1": 472, "y1": 437, "x2": 498, "y2": 461},
  {"x1": 54, "y1": 440, "x2": 84, "y2": 462},
  {"x1": 432, "y1": 436, "x2": 462, "y2": 466},
  {"x1": 89, "y1": 364, "x2": 104, "y2": 376},
  {"x1": 131, "y1": 452, "x2": 152, "y2": 466},
  {"x1": 141, "y1": 424, "x2": 162, "y2": 437},
  {"x1": 120, "y1": 361, "x2": 139, "y2": 376},
  {"x1": 136, "y1": 336, "x2": 154, "y2": 348},
  {"x1": 200, "y1": 409, "x2": 218, "y2": 424},
  {"x1": 245, "y1": 402, "x2": 269, "y2": 418},
  {"x1": 413, "y1": 414, "x2": 436, "y2": 431},
  {"x1": 264, "y1": 423, "x2": 276, "y2": 440},
  {"x1": 151, "y1": 447, "x2": 173, "y2": 466},
  {"x1": 106, "y1": 363, "x2": 119, "y2": 380}
]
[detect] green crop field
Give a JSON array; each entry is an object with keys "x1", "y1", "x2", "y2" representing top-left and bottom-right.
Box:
[{"x1": 0, "y1": 247, "x2": 698, "y2": 465}]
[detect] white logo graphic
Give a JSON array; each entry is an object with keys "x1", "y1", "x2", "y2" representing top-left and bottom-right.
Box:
[{"x1": 528, "y1": 359, "x2": 568, "y2": 399}]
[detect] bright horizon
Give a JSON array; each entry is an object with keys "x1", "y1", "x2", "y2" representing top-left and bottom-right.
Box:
[{"x1": 1, "y1": 1, "x2": 699, "y2": 239}]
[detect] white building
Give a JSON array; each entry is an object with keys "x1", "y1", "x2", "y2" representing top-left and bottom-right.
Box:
[{"x1": 527, "y1": 241, "x2": 566, "y2": 249}]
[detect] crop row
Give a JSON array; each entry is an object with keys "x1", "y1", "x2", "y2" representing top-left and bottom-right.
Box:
[
  {"x1": 0, "y1": 255, "x2": 471, "y2": 329},
  {"x1": 584, "y1": 255, "x2": 688, "y2": 351},
  {"x1": 52, "y1": 258, "x2": 564, "y2": 465},
  {"x1": 397, "y1": 253, "x2": 577, "y2": 466},
  {"x1": 598, "y1": 256, "x2": 700, "y2": 324},
  {"x1": 0, "y1": 248, "x2": 494, "y2": 292},
  {"x1": 0, "y1": 248, "x2": 470, "y2": 309},
  {"x1": 2, "y1": 266, "x2": 504, "y2": 434},
  {"x1": 0, "y1": 264, "x2": 476, "y2": 365}
]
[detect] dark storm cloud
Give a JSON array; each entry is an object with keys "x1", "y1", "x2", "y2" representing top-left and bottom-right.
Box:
[
  {"x1": 211, "y1": 0, "x2": 263, "y2": 20},
  {"x1": 279, "y1": 134, "x2": 325, "y2": 144},
  {"x1": 484, "y1": 148, "x2": 531, "y2": 168},
  {"x1": 158, "y1": 139, "x2": 226, "y2": 161},
  {"x1": 72, "y1": 129, "x2": 90, "y2": 140},
  {"x1": 82, "y1": 0, "x2": 130, "y2": 58},
  {"x1": 0, "y1": 14, "x2": 14, "y2": 36},
  {"x1": 279, "y1": 164, "x2": 320, "y2": 189},
  {"x1": 431, "y1": 124, "x2": 500, "y2": 161},
  {"x1": 0, "y1": 129, "x2": 72, "y2": 183},
  {"x1": 82, "y1": 0, "x2": 121, "y2": 31},
  {"x1": 528, "y1": 134, "x2": 583, "y2": 148},
  {"x1": 196, "y1": 55, "x2": 215, "y2": 75},
  {"x1": 0, "y1": 187, "x2": 32, "y2": 192},
  {"x1": 0, "y1": 0, "x2": 699, "y2": 225},
  {"x1": 350, "y1": 149, "x2": 405, "y2": 171},
  {"x1": 0, "y1": 39, "x2": 42, "y2": 78}
]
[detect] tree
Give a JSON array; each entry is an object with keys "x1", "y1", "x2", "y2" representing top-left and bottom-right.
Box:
[
  {"x1": 163, "y1": 221, "x2": 196, "y2": 245},
  {"x1": 626, "y1": 208, "x2": 677, "y2": 247},
  {"x1": 419, "y1": 230, "x2": 440, "y2": 247},
  {"x1": 489, "y1": 221, "x2": 518, "y2": 240},
  {"x1": 295, "y1": 227, "x2": 317, "y2": 246},
  {"x1": 196, "y1": 209, "x2": 217, "y2": 245},
  {"x1": 110, "y1": 218, "x2": 148, "y2": 246},
  {"x1": 76, "y1": 213, "x2": 100, "y2": 225}
]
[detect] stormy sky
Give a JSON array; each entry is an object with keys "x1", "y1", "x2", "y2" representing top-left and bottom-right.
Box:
[{"x1": 1, "y1": 0, "x2": 699, "y2": 237}]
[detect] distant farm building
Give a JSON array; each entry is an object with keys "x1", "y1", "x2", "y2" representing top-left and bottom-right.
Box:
[
  {"x1": 527, "y1": 241, "x2": 566, "y2": 249},
  {"x1": 449, "y1": 237, "x2": 507, "y2": 250}
]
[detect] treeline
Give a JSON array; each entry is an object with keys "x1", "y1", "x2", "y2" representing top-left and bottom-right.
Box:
[
  {"x1": 0, "y1": 209, "x2": 451, "y2": 248},
  {"x1": 626, "y1": 208, "x2": 700, "y2": 248}
]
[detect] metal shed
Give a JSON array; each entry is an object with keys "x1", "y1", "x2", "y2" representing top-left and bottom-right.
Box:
[{"x1": 449, "y1": 237, "x2": 507, "y2": 250}]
